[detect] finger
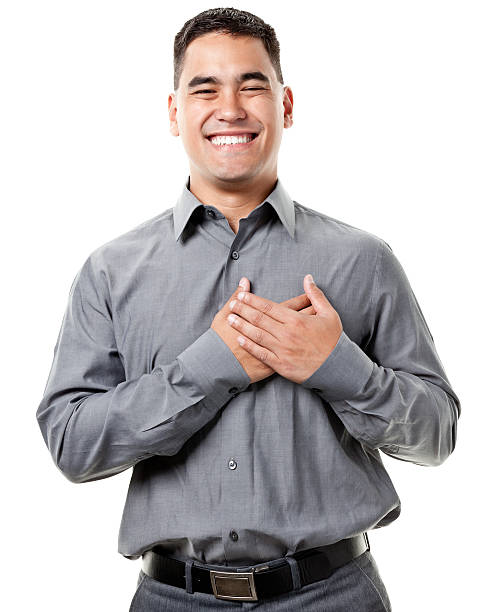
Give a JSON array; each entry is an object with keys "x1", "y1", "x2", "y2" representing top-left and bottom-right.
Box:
[
  {"x1": 303, "y1": 275, "x2": 333, "y2": 314},
  {"x1": 229, "y1": 300, "x2": 282, "y2": 339},
  {"x1": 234, "y1": 290, "x2": 293, "y2": 324},
  {"x1": 238, "y1": 277, "x2": 251, "y2": 293},
  {"x1": 280, "y1": 293, "x2": 311, "y2": 311},
  {"x1": 235, "y1": 333, "x2": 280, "y2": 368},
  {"x1": 227, "y1": 278, "x2": 250, "y2": 304},
  {"x1": 227, "y1": 311, "x2": 279, "y2": 350},
  {"x1": 299, "y1": 304, "x2": 317, "y2": 315}
]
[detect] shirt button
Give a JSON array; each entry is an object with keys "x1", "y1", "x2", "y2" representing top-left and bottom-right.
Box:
[
  {"x1": 228, "y1": 458, "x2": 237, "y2": 470},
  {"x1": 207, "y1": 209, "x2": 216, "y2": 218},
  {"x1": 228, "y1": 386, "x2": 239, "y2": 395},
  {"x1": 231, "y1": 251, "x2": 239, "y2": 260},
  {"x1": 229, "y1": 530, "x2": 239, "y2": 542}
]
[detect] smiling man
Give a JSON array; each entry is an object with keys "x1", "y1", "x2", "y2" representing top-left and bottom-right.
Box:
[
  {"x1": 168, "y1": 29, "x2": 292, "y2": 232},
  {"x1": 36, "y1": 7, "x2": 461, "y2": 612}
]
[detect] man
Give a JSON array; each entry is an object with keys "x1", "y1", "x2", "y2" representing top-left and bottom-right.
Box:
[{"x1": 36, "y1": 7, "x2": 461, "y2": 611}]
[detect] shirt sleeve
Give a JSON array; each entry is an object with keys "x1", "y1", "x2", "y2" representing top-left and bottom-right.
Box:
[
  {"x1": 36, "y1": 255, "x2": 251, "y2": 484},
  {"x1": 300, "y1": 239, "x2": 461, "y2": 467}
]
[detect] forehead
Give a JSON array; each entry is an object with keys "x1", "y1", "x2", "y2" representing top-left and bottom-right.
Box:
[{"x1": 181, "y1": 32, "x2": 275, "y2": 79}]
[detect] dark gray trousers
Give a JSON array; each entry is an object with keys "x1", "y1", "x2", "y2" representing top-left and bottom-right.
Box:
[{"x1": 129, "y1": 550, "x2": 392, "y2": 611}]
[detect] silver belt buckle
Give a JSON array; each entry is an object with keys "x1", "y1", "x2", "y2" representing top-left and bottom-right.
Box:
[{"x1": 209, "y1": 568, "x2": 258, "y2": 601}]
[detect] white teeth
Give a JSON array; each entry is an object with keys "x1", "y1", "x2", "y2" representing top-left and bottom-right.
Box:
[{"x1": 209, "y1": 134, "x2": 255, "y2": 145}]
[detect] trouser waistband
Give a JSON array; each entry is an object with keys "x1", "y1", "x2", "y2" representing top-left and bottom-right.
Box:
[{"x1": 141, "y1": 532, "x2": 370, "y2": 602}]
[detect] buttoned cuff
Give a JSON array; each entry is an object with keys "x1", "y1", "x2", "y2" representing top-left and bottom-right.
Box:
[
  {"x1": 177, "y1": 327, "x2": 251, "y2": 409},
  {"x1": 300, "y1": 330, "x2": 374, "y2": 401}
]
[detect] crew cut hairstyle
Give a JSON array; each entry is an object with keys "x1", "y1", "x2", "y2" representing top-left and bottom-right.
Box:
[{"x1": 173, "y1": 7, "x2": 284, "y2": 91}]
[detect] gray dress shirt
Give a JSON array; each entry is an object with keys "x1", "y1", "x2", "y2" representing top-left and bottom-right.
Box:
[{"x1": 36, "y1": 176, "x2": 461, "y2": 566}]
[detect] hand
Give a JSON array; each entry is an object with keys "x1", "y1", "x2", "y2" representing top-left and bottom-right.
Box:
[
  {"x1": 211, "y1": 278, "x2": 317, "y2": 384},
  {"x1": 226, "y1": 274, "x2": 343, "y2": 384}
]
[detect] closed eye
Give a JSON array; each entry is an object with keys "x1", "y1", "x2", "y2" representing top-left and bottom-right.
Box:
[{"x1": 192, "y1": 88, "x2": 265, "y2": 94}]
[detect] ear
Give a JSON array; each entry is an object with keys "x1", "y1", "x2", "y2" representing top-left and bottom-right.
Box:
[
  {"x1": 283, "y1": 86, "x2": 294, "y2": 129},
  {"x1": 168, "y1": 92, "x2": 179, "y2": 137}
]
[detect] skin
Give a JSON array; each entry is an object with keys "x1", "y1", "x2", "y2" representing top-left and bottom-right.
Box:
[
  {"x1": 213, "y1": 278, "x2": 320, "y2": 385},
  {"x1": 228, "y1": 275, "x2": 343, "y2": 384},
  {"x1": 168, "y1": 32, "x2": 293, "y2": 232},
  {"x1": 168, "y1": 32, "x2": 342, "y2": 384}
]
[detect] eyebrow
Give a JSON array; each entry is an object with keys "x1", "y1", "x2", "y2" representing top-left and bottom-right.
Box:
[{"x1": 187, "y1": 71, "x2": 271, "y2": 90}]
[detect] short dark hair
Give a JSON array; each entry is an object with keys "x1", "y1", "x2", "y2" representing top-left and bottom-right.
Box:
[{"x1": 173, "y1": 7, "x2": 284, "y2": 91}]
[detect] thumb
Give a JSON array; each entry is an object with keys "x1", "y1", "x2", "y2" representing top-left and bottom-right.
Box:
[{"x1": 303, "y1": 274, "x2": 331, "y2": 315}]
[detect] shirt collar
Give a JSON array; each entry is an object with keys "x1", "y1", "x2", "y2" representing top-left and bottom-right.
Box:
[{"x1": 172, "y1": 176, "x2": 296, "y2": 242}]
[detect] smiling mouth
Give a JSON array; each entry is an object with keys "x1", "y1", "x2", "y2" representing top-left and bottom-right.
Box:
[
  {"x1": 205, "y1": 133, "x2": 260, "y2": 151},
  {"x1": 206, "y1": 133, "x2": 259, "y2": 143}
]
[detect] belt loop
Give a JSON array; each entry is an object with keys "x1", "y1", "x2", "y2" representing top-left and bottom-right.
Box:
[
  {"x1": 284, "y1": 555, "x2": 301, "y2": 592},
  {"x1": 185, "y1": 559, "x2": 194, "y2": 593}
]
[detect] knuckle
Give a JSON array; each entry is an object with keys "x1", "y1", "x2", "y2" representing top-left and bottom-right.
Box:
[
  {"x1": 258, "y1": 349, "x2": 268, "y2": 362},
  {"x1": 262, "y1": 301, "x2": 273, "y2": 315},
  {"x1": 251, "y1": 310, "x2": 264, "y2": 326},
  {"x1": 292, "y1": 316, "x2": 305, "y2": 330}
]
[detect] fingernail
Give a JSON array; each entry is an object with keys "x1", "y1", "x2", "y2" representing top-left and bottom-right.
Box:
[
  {"x1": 306, "y1": 274, "x2": 315, "y2": 284},
  {"x1": 229, "y1": 299, "x2": 236, "y2": 309},
  {"x1": 237, "y1": 292, "x2": 245, "y2": 300},
  {"x1": 239, "y1": 277, "x2": 247, "y2": 288}
]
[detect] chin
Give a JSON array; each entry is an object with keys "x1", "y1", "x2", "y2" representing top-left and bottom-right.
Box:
[{"x1": 209, "y1": 167, "x2": 260, "y2": 184}]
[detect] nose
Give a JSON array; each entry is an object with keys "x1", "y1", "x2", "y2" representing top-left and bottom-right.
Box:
[{"x1": 214, "y1": 89, "x2": 247, "y2": 122}]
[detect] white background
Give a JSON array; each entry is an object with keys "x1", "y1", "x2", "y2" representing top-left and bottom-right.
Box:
[{"x1": 1, "y1": 1, "x2": 488, "y2": 610}]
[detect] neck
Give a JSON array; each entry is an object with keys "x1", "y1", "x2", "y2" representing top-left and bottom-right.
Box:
[{"x1": 188, "y1": 172, "x2": 278, "y2": 224}]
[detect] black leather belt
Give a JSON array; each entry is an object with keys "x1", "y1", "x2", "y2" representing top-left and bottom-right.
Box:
[{"x1": 141, "y1": 532, "x2": 370, "y2": 602}]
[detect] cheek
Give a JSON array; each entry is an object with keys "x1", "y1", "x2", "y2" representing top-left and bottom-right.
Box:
[
  {"x1": 179, "y1": 120, "x2": 205, "y2": 148},
  {"x1": 253, "y1": 102, "x2": 283, "y2": 138},
  {"x1": 178, "y1": 103, "x2": 204, "y2": 132}
]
